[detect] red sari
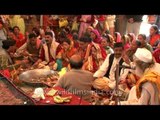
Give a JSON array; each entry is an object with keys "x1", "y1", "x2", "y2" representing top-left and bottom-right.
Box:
[
  {"x1": 12, "y1": 33, "x2": 26, "y2": 48},
  {"x1": 149, "y1": 34, "x2": 160, "y2": 46},
  {"x1": 58, "y1": 47, "x2": 77, "y2": 67},
  {"x1": 76, "y1": 47, "x2": 86, "y2": 60},
  {"x1": 85, "y1": 56, "x2": 100, "y2": 73},
  {"x1": 153, "y1": 48, "x2": 160, "y2": 63},
  {"x1": 83, "y1": 43, "x2": 107, "y2": 73},
  {"x1": 40, "y1": 44, "x2": 61, "y2": 63}
]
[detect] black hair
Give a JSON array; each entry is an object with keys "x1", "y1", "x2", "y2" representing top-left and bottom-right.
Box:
[
  {"x1": 153, "y1": 40, "x2": 160, "y2": 50},
  {"x1": 135, "y1": 40, "x2": 142, "y2": 47},
  {"x1": 138, "y1": 34, "x2": 146, "y2": 40},
  {"x1": 58, "y1": 31, "x2": 67, "y2": 38},
  {"x1": 13, "y1": 26, "x2": 20, "y2": 31},
  {"x1": 69, "y1": 60, "x2": 83, "y2": 69},
  {"x1": 64, "y1": 27, "x2": 70, "y2": 34},
  {"x1": 83, "y1": 32, "x2": 91, "y2": 38},
  {"x1": 8, "y1": 27, "x2": 13, "y2": 32},
  {"x1": 79, "y1": 36, "x2": 92, "y2": 43},
  {"x1": 32, "y1": 27, "x2": 40, "y2": 37},
  {"x1": 29, "y1": 33, "x2": 36, "y2": 39},
  {"x1": 151, "y1": 24, "x2": 159, "y2": 34},
  {"x1": 102, "y1": 34, "x2": 111, "y2": 43},
  {"x1": 63, "y1": 38, "x2": 71, "y2": 45},
  {"x1": 114, "y1": 42, "x2": 123, "y2": 48},
  {"x1": 45, "y1": 32, "x2": 53, "y2": 38},
  {"x1": 2, "y1": 40, "x2": 16, "y2": 50},
  {"x1": 72, "y1": 34, "x2": 78, "y2": 40}
]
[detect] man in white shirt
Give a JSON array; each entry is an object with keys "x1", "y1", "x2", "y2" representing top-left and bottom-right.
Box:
[{"x1": 93, "y1": 42, "x2": 129, "y2": 91}]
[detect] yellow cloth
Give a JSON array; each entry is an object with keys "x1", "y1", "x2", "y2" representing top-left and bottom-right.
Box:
[
  {"x1": 9, "y1": 15, "x2": 25, "y2": 34},
  {"x1": 59, "y1": 18, "x2": 68, "y2": 28},
  {"x1": 136, "y1": 71, "x2": 160, "y2": 99}
]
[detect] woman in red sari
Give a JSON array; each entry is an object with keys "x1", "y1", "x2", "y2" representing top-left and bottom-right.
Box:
[
  {"x1": 149, "y1": 25, "x2": 160, "y2": 48},
  {"x1": 82, "y1": 43, "x2": 106, "y2": 73},
  {"x1": 57, "y1": 38, "x2": 77, "y2": 68},
  {"x1": 127, "y1": 33, "x2": 136, "y2": 45},
  {"x1": 76, "y1": 36, "x2": 92, "y2": 61},
  {"x1": 121, "y1": 34, "x2": 131, "y2": 51},
  {"x1": 12, "y1": 26, "x2": 26, "y2": 48},
  {"x1": 113, "y1": 32, "x2": 121, "y2": 43},
  {"x1": 84, "y1": 29, "x2": 106, "y2": 62}
]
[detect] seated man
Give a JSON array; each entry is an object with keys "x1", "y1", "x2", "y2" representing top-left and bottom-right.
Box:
[
  {"x1": 119, "y1": 48, "x2": 160, "y2": 105},
  {"x1": 34, "y1": 32, "x2": 61, "y2": 67},
  {"x1": 0, "y1": 40, "x2": 16, "y2": 69},
  {"x1": 16, "y1": 33, "x2": 41, "y2": 64},
  {"x1": 54, "y1": 54, "x2": 95, "y2": 102},
  {"x1": 93, "y1": 42, "x2": 130, "y2": 92}
]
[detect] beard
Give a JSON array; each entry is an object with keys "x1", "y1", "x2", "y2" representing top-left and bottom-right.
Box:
[{"x1": 134, "y1": 65, "x2": 144, "y2": 78}]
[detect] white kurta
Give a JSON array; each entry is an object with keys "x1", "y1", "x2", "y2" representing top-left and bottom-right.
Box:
[{"x1": 93, "y1": 54, "x2": 129, "y2": 89}]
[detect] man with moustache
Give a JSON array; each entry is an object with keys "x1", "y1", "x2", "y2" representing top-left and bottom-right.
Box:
[
  {"x1": 119, "y1": 48, "x2": 160, "y2": 105},
  {"x1": 34, "y1": 32, "x2": 61, "y2": 66},
  {"x1": 93, "y1": 42, "x2": 129, "y2": 91}
]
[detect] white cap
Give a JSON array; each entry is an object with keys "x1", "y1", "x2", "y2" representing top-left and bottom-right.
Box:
[{"x1": 134, "y1": 48, "x2": 153, "y2": 63}]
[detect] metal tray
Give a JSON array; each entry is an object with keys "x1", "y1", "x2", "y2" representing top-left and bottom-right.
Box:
[{"x1": 19, "y1": 69, "x2": 57, "y2": 86}]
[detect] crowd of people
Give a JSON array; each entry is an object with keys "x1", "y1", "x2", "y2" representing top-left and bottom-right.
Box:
[{"x1": 0, "y1": 15, "x2": 160, "y2": 105}]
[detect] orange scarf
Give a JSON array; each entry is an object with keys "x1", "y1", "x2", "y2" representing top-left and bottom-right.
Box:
[{"x1": 136, "y1": 71, "x2": 160, "y2": 99}]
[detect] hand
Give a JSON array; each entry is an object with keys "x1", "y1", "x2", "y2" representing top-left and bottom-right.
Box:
[
  {"x1": 122, "y1": 53, "x2": 131, "y2": 65},
  {"x1": 33, "y1": 59, "x2": 42, "y2": 66},
  {"x1": 109, "y1": 101, "x2": 116, "y2": 105},
  {"x1": 9, "y1": 53, "x2": 14, "y2": 58},
  {"x1": 104, "y1": 85, "x2": 111, "y2": 91},
  {"x1": 48, "y1": 61, "x2": 55, "y2": 66},
  {"x1": 23, "y1": 51, "x2": 30, "y2": 56},
  {"x1": 119, "y1": 79, "x2": 126, "y2": 84}
]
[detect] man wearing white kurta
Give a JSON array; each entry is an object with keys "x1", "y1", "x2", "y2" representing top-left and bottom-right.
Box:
[{"x1": 93, "y1": 42, "x2": 129, "y2": 90}]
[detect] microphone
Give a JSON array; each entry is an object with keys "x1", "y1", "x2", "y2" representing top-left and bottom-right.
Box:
[{"x1": 119, "y1": 65, "x2": 136, "y2": 70}]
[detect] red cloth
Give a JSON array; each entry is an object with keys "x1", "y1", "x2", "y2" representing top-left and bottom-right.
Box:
[
  {"x1": 40, "y1": 48, "x2": 55, "y2": 62},
  {"x1": 90, "y1": 43, "x2": 107, "y2": 59},
  {"x1": 97, "y1": 15, "x2": 106, "y2": 22},
  {"x1": 40, "y1": 45, "x2": 61, "y2": 63},
  {"x1": 59, "y1": 47, "x2": 77, "y2": 67},
  {"x1": 43, "y1": 15, "x2": 50, "y2": 30},
  {"x1": 34, "y1": 87, "x2": 91, "y2": 105},
  {"x1": 91, "y1": 29, "x2": 102, "y2": 44},
  {"x1": 13, "y1": 33, "x2": 26, "y2": 48},
  {"x1": 153, "y1": 48, "x2": 160, "y2": 63},
  {"x1": 115, "y1": 32, "x2": 121, "y2": 43},
  {"x1": 149, "y1": 34, "x2": 160, "y2": 46},
  {"x1": 124, "y1": 43, "x2": 130, "y2": 51},
  {"x1": 0, "y1": 69, "x2": 10, "y2": 78}
]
